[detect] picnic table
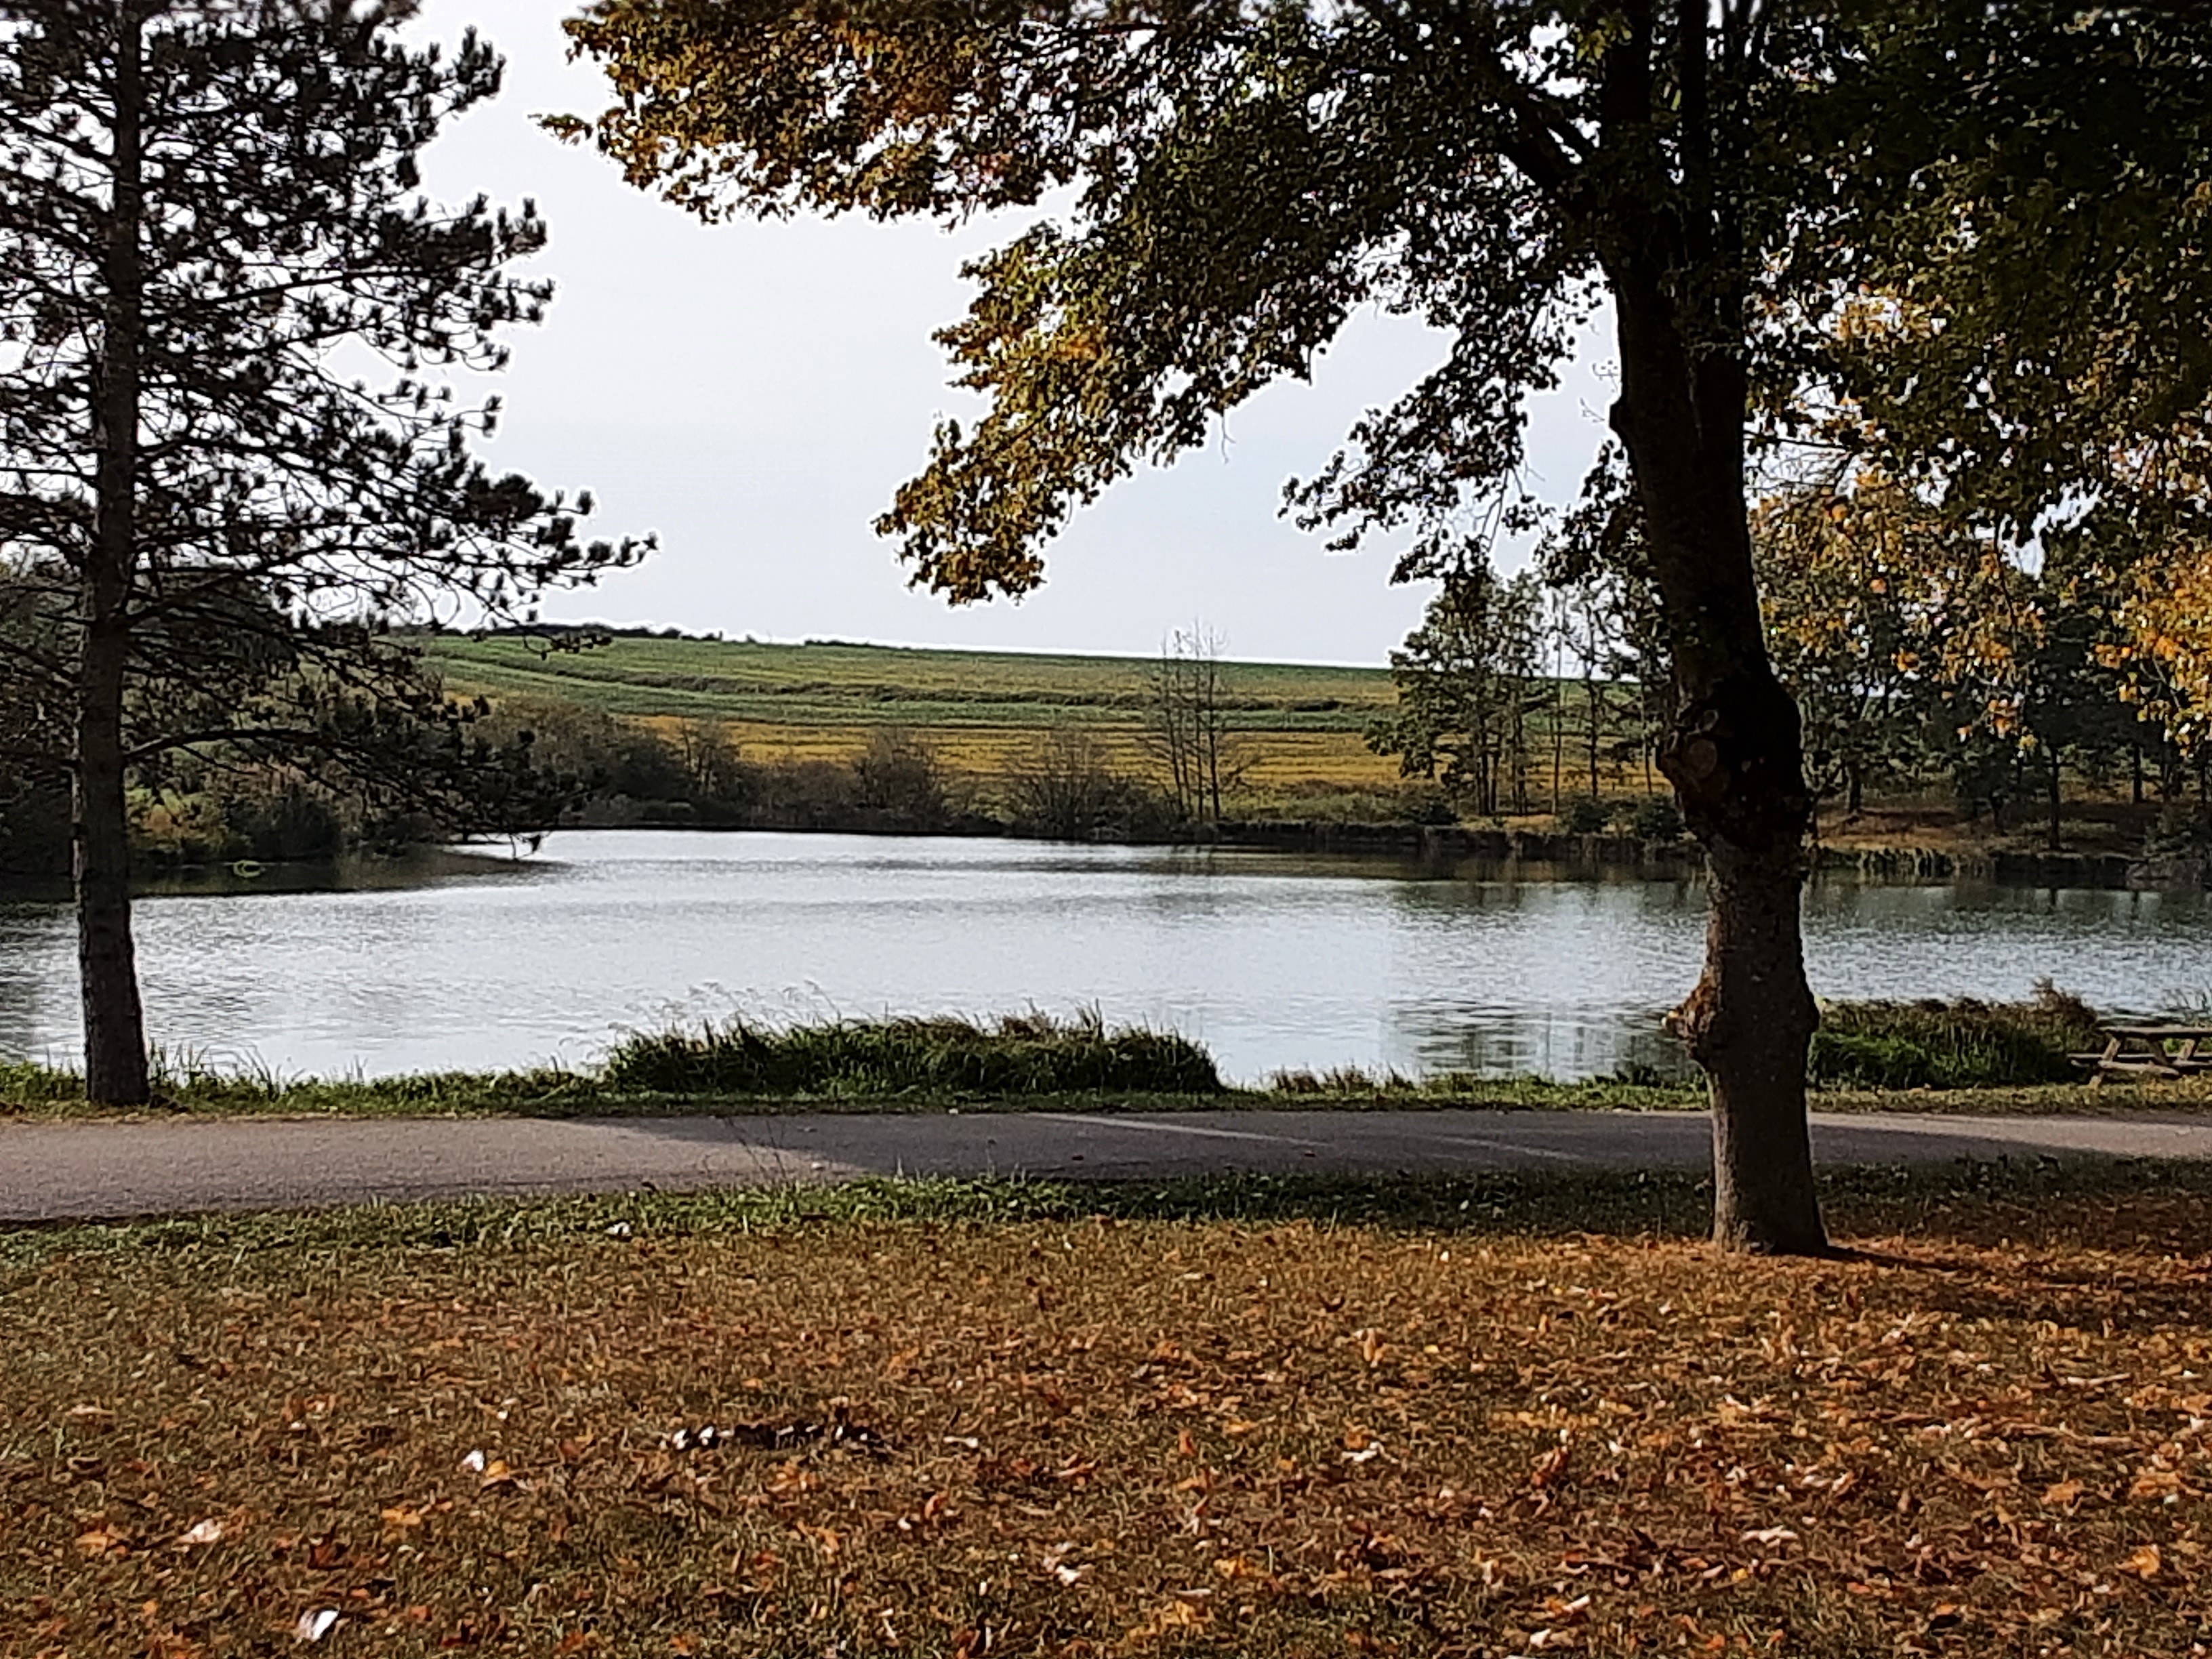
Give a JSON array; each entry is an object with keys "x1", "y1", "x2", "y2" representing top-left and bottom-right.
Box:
[{"x1": 2072, "y1": 1024, "x2": 2212, "y2": 1082}]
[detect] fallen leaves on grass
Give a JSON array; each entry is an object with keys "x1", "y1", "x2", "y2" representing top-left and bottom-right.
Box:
[{"x1": 3, "y1": 1189, "x2": 2209, "y2": 1656}]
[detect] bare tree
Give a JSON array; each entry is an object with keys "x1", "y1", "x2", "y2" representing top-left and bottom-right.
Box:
[{"x1": 1139, "y1": 623, "x2": 1249, "y2": 823}]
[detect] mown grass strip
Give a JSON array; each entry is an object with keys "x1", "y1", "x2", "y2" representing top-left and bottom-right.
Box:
[
  {"x1": 5, "y1": 1157, "x2": 2203, "y2": 1267},
  {"x1": 12, "y1": 1057, "x2": 2212, "y2": 1122}
]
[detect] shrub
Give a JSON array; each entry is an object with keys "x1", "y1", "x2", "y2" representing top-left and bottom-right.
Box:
[
  {"x1": 1393, "y1": 785, "x2": 1458, "y2": 825},
  {"x1": 849, "y1": 727, "x2": 954, "y2": 829},
  {"x1": 602, "y1": 1010, "x2": 1222, "y2": 1098},
  {"x1": 1559, "y1": 795, "x2": 1611, "y2": 834},
  {"x1": 1807, "y1": 983, "x2": 2102, "y2": 1090},
  {"x1": 1627, "y1": 794, "x2": 1684, "y2": 840},
  {"x1": 1002, "y1": 726, "x2": 1170, "y2": 840}
]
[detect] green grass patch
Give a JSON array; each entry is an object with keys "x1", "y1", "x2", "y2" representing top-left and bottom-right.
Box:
[{"x1": 2, "y1": 1156, "x2": 2206, "y2": 1268}]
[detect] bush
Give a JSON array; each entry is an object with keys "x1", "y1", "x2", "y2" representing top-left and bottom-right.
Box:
[
  {"x1": 1393, "y1": 784, "x2": 1458, "y2": 825},
  {"x1": 1003, "y1": 726, "x2": 1170, "y2": 840},
  {"x1": 602, "y1": 1010, "x2": 1223, "y2": 1098},
  {"x1": 849, "y1": 727, "x2": 954, "y2": 830},
  {"x1": 1559, "y1": 795, "x2": 1611, "y2": 834},
  {"x1": 1627, "y1": 794, "x2": 1684, "y2": 840},
  {"x1": 1807, "y1": 983, "x2": 2102, "y2": 1090},
  {"x1": 216, "y1": 779, "x2": 346, "y2": 863}
]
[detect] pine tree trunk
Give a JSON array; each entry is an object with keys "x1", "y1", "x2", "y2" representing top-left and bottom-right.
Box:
[
  {"x1": 77, "y1": 5, "x2": 151, "y2": 1107},
  {"x1": 75, "y1": 621, "x2": 147, "y2": 1105},
  {"x1": 1609, "y1": 264, "x2": 1828, "y2": 1256}
]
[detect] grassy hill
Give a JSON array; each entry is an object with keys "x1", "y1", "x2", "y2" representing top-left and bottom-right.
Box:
[
  {"x1": 422, "y1": 634, "x2": 1393, "y2": 728},
  {"x1": 422, "y1": 634, "x2": 1416, "y2": 802}
]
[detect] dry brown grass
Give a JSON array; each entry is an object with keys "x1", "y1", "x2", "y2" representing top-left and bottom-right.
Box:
[{"x1": 5, "y1": 1184, "x2": 2207, "y2": 1657}]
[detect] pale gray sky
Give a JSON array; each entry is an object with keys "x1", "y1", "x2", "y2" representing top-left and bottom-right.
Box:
[{"x1": 407, "y1": 1, "x2": 1618, "y2": 665}]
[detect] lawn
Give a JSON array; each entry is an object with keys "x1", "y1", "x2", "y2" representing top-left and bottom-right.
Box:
[{"x1": 3, "y1": 1166, "x2": 2205, "y2": 1656}]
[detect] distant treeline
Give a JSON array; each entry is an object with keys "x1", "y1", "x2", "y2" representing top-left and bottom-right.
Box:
[{"x1": 0, "y1": 762, "x2": 529, "y2": 880}]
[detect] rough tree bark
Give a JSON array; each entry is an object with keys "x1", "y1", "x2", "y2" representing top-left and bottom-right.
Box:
[
  {"x1": 1608, "y1": 262, "x2": 1828, "y2": 1256},
  {"x1": 77, "y1": 7, "x2": 151, "y2": 1107}
]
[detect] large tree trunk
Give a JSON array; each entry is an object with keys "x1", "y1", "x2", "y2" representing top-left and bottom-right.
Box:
[
  {"x1": 1609, "y1": 265, "x2": 1828, "y2": 1256},
  {"x1": 77, "y1": 5, "x2": 150, "y2": 1107}
]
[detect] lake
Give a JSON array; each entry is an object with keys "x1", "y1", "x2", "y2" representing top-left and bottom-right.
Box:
[{"x1": 1, "y1": 830, "x2": 2205, "y2": 1084}]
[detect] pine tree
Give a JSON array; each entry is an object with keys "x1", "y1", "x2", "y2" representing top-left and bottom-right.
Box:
[{"x1": 0, "y1": 1, "x2": 647, "y2": 1103}]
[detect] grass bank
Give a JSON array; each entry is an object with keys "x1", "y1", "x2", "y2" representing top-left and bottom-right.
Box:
[
  {"x1": 7, "y1": 996, "x2": 2211, "y2": 1121},
  {"x1": 4, "y1": 1162, "x2": 2205, "y2": 1657}
]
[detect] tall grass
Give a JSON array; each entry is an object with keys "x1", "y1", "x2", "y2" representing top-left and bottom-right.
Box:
[
  {"x1": 600, "y1": 1008, "x2": 1222, "y2": 1098},
  {"x1": 0, "y1": 1059, "x2": 81, "y2": 1104},
  {"x1": 1808, "y1": 982, "x2": 2103, "y2": 1089}
]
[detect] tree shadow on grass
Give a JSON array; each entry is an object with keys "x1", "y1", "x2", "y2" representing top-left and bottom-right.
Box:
[{"x1": 11, "y1": 1156, "x2": 2210, "y2": 1279}]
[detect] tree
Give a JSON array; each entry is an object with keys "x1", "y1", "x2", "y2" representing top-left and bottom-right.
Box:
[
  {"x1": 1809, "y1": 6, "x2": 2212, "y2": 560},
  {"x1": 1139, "y1": 623, "x2": 1248, "y2": 824},
  {"x1": 849, "y1": 726, "x2": 955, "y2": 829},
  {"x1": 1754, "y1": 470, "x2": 2161, "y2": 849},
  {"x1": 1006, "y1": 723, "x2": 1147, "y2": 840},
  {"x1": 1751, "y1": 480, "x2": 1950, "y2": 832},
  {"x1": 559, "y1": 0, "x2": 2198, "y2": 1251},
  {"x1": 673, "y1": 716, "x2": 752, "y2": 813},
  {"x1": 1370, "y1": 562, "x2": 1542, "y2": 819},
  {"x1": 1538, "y1": 449, "x2": 1675, "y2": 806},
  {"x1": 0, "y1": 3, "x2": 644, "y2": 1104},
  {"x1": 1804, "y1": 5, "x2": 2212, "y2": 815}
]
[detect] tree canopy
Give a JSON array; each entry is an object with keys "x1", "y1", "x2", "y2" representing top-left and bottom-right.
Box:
[{"x1": 560, "y1": 0, "x2": 2207, "y2": 1252}]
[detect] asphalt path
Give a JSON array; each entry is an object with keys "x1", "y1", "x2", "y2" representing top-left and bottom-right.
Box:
[{"x1": 3, "y1": 1107, "x2": 2210, "y2": 1223}]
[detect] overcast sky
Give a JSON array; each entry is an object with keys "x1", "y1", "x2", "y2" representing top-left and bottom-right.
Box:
[{"x1": 405, "y1": 1, "x2": 1619, "y2": 665}]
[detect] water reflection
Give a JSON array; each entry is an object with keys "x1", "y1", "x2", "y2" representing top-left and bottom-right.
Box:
[{"x1": 0, "y1": 830, "x2": 2203, "y2": 1083}]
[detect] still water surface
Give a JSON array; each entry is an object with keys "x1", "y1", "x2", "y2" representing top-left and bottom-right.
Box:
[{"x1": 1, "y1": 830, "x2": 2206, "y2": 1083}]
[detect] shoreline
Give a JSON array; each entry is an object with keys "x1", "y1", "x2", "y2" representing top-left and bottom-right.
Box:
[{"x1": 20, "y1": 815, "x2": 2167, "y2": 898}]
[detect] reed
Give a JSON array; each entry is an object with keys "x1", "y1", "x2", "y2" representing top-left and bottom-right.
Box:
[
  {"x1": 600, "y1": 1008, "x2": 1223, "y2": 1098},
  {"x1": 1808, "y1": 981, "x2": 2102, "y2": 1089}
]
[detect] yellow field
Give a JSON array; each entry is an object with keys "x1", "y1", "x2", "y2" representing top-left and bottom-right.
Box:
[{"x1": 638, "y1": 717, "x2": 1406, "y2": 794}]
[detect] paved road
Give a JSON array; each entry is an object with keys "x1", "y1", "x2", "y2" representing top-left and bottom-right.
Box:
[{"x1": 3, "y1": 1107, "x2": 2209, "y2": 1223}]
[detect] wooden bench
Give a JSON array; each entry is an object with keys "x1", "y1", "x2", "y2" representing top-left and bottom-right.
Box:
[{"x1": 2071, "y1": 1025, "x2": 2212, "y2": 1083}]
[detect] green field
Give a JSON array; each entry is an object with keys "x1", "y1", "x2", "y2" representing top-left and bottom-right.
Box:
[{"x1": 422, "y1": 634, "x2": 1397, "y2": 732}]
